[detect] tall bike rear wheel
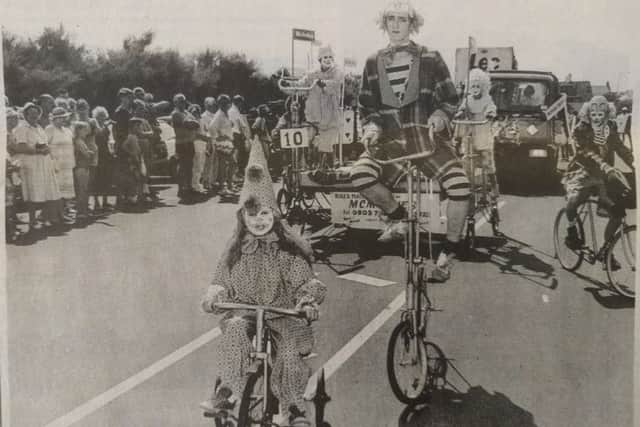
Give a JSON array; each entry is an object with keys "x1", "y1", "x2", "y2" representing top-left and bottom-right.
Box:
[{"x1": 607, "y1": 224, "x2": 636, "y2": 298}]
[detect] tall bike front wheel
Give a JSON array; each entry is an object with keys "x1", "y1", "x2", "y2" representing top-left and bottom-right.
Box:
[
  {"x1": 553, "y1": 206, "x2": 587, "y2": 271},
  {"x1": 238, "y1": 368, "x2": 278, "y2": 427},
  {"x1": 387, "y1": 320, "x2": 429, "y2": 405},
  {"x1": 607, "y1": 224, "x2": 636, "y2": 298}
]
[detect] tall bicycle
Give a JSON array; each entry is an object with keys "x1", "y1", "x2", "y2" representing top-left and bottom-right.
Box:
[
  {"x1": 553, "y1": 184, "x2": 636, "y2": 298},
  {"x1": 275, "y1": 78, "x2": 317, "y2": 230},
  {"x1": 378, "y1": 149, "x2": 448, "y2": 405},
  {"x1": 452, "y1": 119, "x2": 500, "y2": 251},
  {"x1": 205, "y1": 302, "x2": 331, "y2": 427}
]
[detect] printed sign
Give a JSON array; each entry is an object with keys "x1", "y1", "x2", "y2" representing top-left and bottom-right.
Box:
[
  {"x1": 544, "y1": 93, "x2": 567, "y2": 121},
  {"x1": 280, "y1": 128, "x2": 311, "y2": 149},
  {"x1": 292, "y1": 28, "x2": 315, "y2": 41},
  {"x1": 330, "y1": 192, "x2": 447, "y2": 234}
]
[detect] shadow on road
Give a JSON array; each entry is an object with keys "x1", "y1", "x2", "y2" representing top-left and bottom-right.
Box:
[
  {"x1": 396, "y1": 386, "x2": 538, "y2": 427},
  {"x1": 570, "y1": 271, "x2": 635, "y2": 309},
  {"x1": 466, "y1": 234, "x2": 558, "y2": 290}
]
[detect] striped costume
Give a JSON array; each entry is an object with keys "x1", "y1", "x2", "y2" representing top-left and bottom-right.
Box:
[{"x1": 350, "y1": 42, "x2": 470, "y2": 202}]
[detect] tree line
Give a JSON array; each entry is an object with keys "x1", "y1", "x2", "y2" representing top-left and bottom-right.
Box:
[{"x1": 3, "y1": 26, "x2": 287, "y2": 112}]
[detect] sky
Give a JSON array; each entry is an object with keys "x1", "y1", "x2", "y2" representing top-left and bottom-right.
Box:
[{"x1": 2, "y1": 0, "x2": 639, "y2": 89}]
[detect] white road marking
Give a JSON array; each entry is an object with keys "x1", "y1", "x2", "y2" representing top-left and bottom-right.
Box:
[
  {"x1": 338, "y1": 273, "x2": 397, "y2": 287},
  {"x1": 323, "y1": 291, "x2": 406, "y2": 379},
  {"x1": 44, "y1": 200, "x2": 509, "y2": 427},
  {"x1": 44, "y1": 327, "x2": 222, "y2": 427}
]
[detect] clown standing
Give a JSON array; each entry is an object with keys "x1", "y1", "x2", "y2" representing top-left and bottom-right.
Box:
[
  {"x1": 563, "y1": 95, "x2": 634, "y2": 260},
  {"x1": 455, "y1": 68, "x2": 499, "y2": 203},
  {"x1": 200, "y1": 139, "x2": 326, "y2": 426},
  {"x1": 286, "y1": 45, "x2": 344, "y2": 170}
]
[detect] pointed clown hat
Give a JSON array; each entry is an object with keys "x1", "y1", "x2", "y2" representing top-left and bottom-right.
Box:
[{"x1": 239, "y1": 137, "x2": 278, "y2": 211}]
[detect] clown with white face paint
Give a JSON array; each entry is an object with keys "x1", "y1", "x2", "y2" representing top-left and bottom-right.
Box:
[
  {"x1": 350, "y1": 0, "x2": 467, "y2": 282},
  {"x1": 288, "y1": 45, "x2": 344, "y2": 170},
  {"x1": 455, "y1": 68, "x2": 498, "y2": 201},
  {"x1": 563, "y1": 95, "x2": 634, "y2": 260},
  {"x1": 200, "y1": 139, "x2": 326, "y2": 426}
]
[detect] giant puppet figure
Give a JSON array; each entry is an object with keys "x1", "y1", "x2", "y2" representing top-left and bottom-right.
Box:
[{"x1": 350, "y1": 0, "x2": 470, "y2": 281}]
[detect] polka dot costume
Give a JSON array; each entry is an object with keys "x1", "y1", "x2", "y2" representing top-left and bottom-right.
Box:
[{"x1": 202, "y1": 234, "x2": 326, "y2": 413}]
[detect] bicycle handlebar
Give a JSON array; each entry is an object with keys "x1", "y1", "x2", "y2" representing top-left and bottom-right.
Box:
[
  {"x1": 213, "y1": 302, "x2": 305, "y2": 318},
  {"x1": 452, "y1": 119, "x2": 490, "y2": 125},
  {"x1": 278, "y1": 79, "x2": 315, "y2": 93}
]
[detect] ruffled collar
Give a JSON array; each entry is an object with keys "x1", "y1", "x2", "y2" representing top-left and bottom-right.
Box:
[
  {"x1": 381, "y1": 41, "x2": 420, "y2": 61},
  {"x1": 241, "y1": 231, "x2": 279, "y2": 254}
]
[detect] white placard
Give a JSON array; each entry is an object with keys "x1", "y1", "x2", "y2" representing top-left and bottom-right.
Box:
[
  {"x1": 329, "y1": 192, "x2": 447, "y2": 234},
  {"x1": 280, "y1": 128, "x2": 311, "y2": 149}
]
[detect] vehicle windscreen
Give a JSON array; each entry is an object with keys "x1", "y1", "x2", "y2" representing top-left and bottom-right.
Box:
[{"x1": 490, "y1": 80, "x2": 550, "y2": 113}]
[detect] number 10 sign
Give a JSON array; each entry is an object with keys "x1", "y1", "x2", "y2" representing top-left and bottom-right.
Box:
[{"x1": 280, "y1": 128, "x2": 310, "y2": 149}]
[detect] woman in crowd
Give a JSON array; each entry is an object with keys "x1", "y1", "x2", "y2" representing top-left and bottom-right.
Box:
[
  {"x1": 37, "y1": 94, "x2": 56, "y2": 129},
  {"x1": 201, "y1": 97, "x2": 219, "y2": 193},
  {"x1": 208, "y1": 94, "x2": 237, "y2": 196},
  {"x1": 92, "y1": 106, "x2": 116, "y2": 211},
  {"x1": 46, "y1": 106, "x2": 76, "y2": 223},
  {"x1": 132, "y1": 99, "x2": 156, "y2": 203},
  {"x1": 252, "y1": 104, "x2": 272, "y2": 163},
  {"x1": 189, "y1": 103, "x2": 210, "y2": 194},
  {"x1": 10, "y1": 102, "x2": 64, "y2": 233},
  {"x1": 76, "y1": 99, "x2": 100, "y2": 213}
]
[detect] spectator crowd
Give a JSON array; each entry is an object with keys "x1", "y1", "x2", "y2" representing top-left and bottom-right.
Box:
[{"x1": 5, "y1": 86, "x2": 281, "y2": 243}]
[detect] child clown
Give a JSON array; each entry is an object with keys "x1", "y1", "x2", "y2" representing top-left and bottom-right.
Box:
[
  {"x1": 200, "y1": 139, "x2": 326, "y2": 426},
  {"x1": 455, "y1": 68, "x2": 499, "y2": 203}
]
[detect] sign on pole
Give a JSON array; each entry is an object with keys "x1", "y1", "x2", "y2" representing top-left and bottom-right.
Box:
[
  {"x1": 292, "y1": 28, "x2": 315, "y2": 41},
  {"x1": 291, "y1": 28, "x2": 315, "y2": 77},
  {"x1": 544, "y1": 93, "x2": 568, "y2": 121}
]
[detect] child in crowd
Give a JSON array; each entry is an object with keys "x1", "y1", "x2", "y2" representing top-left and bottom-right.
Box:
[
  {"x1": 200, "y1": 140, "x2": 326, "y2": 426},
  {"x1": 120, "y1": 118, "x2": 147, "y2": 207},
  {"x1": 73, "y1": 121, "x2": 97, "y2": 224}
]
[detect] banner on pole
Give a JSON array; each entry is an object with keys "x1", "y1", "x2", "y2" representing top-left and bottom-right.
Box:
[
  {"x1": 292, "y1": 28, "x2": 315, "y2": 41},
  {"x1": 544, "y1": 93, "x2": 568, "y2": 120}
]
